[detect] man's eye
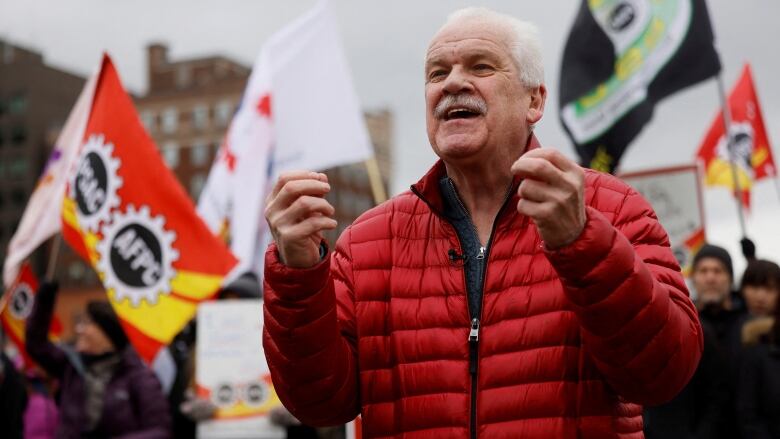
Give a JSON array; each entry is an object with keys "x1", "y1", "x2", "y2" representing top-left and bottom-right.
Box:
[
  {"x1": 474, "y1": 64, "x2": 494, "y2": 72},
  {"x1": 428, "y1": 70, "x2": 447, "y2": 81}
]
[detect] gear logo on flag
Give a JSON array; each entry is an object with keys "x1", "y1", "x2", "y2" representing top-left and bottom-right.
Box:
[
  {"x1": 96, "y1": 204, "x2": 179, "y2": 307},
  {"x1": 70, "y1": 134, "x2": 123, "y2": 232},
  {"x1": 9, "y1": 283, "x2": 34, "y2": 320}
]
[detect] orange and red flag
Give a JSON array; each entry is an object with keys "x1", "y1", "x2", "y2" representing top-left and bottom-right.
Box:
[
  {"x1": 0, "y1": 262, "x2": 63, "y2": 370},
  {"x1": 61, "y1": 55, "x2": 238, "y2": 363},
  {"x1": 696, "y1": 63, "x2": 776, "y2": 209}
]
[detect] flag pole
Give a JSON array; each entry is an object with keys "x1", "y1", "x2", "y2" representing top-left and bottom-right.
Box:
[
  {"x1": 716, "y1": 73, "x2": 748, "y2": 238},
  {"x1": 365, "y1": 157, "x2": 387, "y2": 205},
  {"x1": 45, "y1": 234, "x2": 63, "y2": 282}
]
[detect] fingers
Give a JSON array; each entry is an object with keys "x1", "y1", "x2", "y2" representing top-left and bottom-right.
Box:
[
  {"x1": 269, "y1": 170, "x2": 328, "y2": 201},
  {"x1": 511, "y1": 156, "x2": 564, "y2": 186},
  {"x1": 270, "y1": 196, "x2": 335, "y2": 228},
  {"x1": 517, "y1": 178, "x2": 556, "y2": 203},
  {"x1": 520, "y1": 148, "x2": 578, "y2": 173},
  {"x1": 277, "y1": 216, "x2": 338, "y2": 242},
  {"x1": 266, "y1": 179, "x2": 331, "y2": 218}
]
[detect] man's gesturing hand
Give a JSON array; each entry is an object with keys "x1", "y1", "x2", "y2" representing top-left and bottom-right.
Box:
[
  {"x1": 265, "y1": 171, "x2": 337, "y2": 268},
  {"x1": 510, "y1": 149, "x2": 586, "y2": 250}
]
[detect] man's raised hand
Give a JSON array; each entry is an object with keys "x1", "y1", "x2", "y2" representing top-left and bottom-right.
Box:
[
  {"x1": 265, "y1": 171, "x2": 337, "y2": 268},
  {"x1": 510, "y1": 149, "x2": 586, "y2": 250}
]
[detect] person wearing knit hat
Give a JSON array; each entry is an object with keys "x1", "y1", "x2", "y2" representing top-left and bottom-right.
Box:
[
  {"x1": 79, "y1": 300, "x2": 129, "y2": 353},
  {"x1": 692, "y1": 244, "x2": 735, "y2": 311},
  {"x1": 25, "y1": 281, "x2": 172, "y2": 437},
  {"x1": 689, "y1": 243, "x2": 749, "y2": 439}
]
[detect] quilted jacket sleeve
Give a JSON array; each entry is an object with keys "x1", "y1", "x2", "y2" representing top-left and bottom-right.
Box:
[
  {"x1": 545, "y1": 178, "x2": 703, "y2": 406},
  {"x1": 262, "y1": 237, "x2": 360, "y2": 426}
]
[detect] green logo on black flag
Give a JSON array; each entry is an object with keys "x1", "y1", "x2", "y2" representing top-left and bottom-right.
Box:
[{"x1": 559, "y1": 0, "x2": 721, "y2": 173}]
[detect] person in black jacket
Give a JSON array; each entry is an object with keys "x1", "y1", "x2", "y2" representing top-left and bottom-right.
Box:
[
  {"x1": 737, "y1": 310, "x2": 780, "y2": 437},
  {"x1": 644, "y1": 321, "x2": 731, "y2": 439},
  {"x1": 25, "y1": 281, "x2": 171, "y2": 438},
  {"x1": 737, "y1": 259, "x2": 780, "y2": 438}
]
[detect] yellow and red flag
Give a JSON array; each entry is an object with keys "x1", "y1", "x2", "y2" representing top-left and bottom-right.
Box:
[
  {"x1": 61, "y1": 55, "x2": 238, "y2": 363},
  {"x1": 696, "y1": 63, "x2": 776, "y2": 209},
  {"x1": 0, "y1": 263, "x2": 63, "y2": 369}
]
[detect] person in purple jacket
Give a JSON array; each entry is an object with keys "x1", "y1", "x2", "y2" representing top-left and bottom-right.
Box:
[{"x1": 25, "y1": 281, "x2": 171, "y2": 439}]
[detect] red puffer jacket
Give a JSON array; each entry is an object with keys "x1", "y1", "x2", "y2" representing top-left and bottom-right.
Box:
[{"x1": 263, "y1": 139, "x2": 702, "y2": 439}]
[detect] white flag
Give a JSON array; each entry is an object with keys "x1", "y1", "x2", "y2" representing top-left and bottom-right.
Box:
[
  {"x1": 3, "y1": 70, "x2": 98, "y2": 287},
  {"x1": 198, "y1": 0, "x2": 373, "y2": 276}
]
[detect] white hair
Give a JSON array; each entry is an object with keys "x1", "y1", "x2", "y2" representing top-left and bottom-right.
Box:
[{"x1": 439, "y1": 7, "x2": 544, "y2": 88}]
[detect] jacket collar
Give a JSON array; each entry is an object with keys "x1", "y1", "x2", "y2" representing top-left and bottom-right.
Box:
[{"x1": 410, "y1": 134, "x2": 542, "y2": 215}]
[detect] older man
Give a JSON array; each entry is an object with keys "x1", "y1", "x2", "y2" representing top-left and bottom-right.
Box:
[{"x1": 263, "y1": 8, "x2": 702, "y2": 438}]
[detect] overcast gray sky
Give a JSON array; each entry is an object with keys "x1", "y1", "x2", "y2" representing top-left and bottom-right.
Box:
[{"x1": 2, "y1": 0, "x2": 779, "y2": 273}]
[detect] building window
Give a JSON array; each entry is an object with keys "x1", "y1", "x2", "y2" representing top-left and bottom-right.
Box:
[
  {"x1": 11, "y1": 125, "x2": 27, "y2": 145},
  {"x1": 140, "y1": 110, "x2": 156, "y2": 132},
  {"x1": 161, "y1": 107, "x2": 178, "y2": 134},
  {"x1": 189, "y1": 173, "x2": 207, "y2": 199},
  {"x1": 162, "y1": 141, "x2": 179, "y2": 169},
  {"x1": 192, "y1": 104, "x2": 209, "y2": 130},
  {"x1": 215, "y1": 100, "x2": 233, "y2": 127},
  {"x1": 190, "y1": 140, "x2": 210, "y2": 167},
  {"x1": 11, "y1": 188, "x2": 26, "y2": 207},
  {"x1": 7, "y1": 157, "x2": 28, "y2": 179},
  {"x1": 176, "y1": 66, "x2": 192, "y2": 89},
  {"x1": 8, "y1": 93, "x2": 26, "y2": 114}
]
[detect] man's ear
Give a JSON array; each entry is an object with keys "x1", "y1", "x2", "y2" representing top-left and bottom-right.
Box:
[{"x1": 526, "y1": 84, "x2": 547, "y2": 125}]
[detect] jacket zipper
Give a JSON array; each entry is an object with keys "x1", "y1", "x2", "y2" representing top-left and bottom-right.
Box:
[
  {"x1": 411, "y1": 181, "x2": 515, "y2": 439},
  {"x1": 454, "y1": 185, "x2": 513, "y2": 439}
]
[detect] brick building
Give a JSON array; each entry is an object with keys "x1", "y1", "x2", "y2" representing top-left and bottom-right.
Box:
[
  {"x1": 135, "y1": 43, "x2": 393, "y2": 247},
  {"x1": 1, "y1": 41, "x2": 392, "y2": 339}
]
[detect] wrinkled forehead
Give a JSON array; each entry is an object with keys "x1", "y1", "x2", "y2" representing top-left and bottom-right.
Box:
[{"x1": 426, "y1": 20, "x2": 513, "y2": 64}]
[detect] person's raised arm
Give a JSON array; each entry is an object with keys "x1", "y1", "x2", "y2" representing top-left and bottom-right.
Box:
[
  {"x1": 25, "y1": 281, "x2": 68, "y2": 378},
  {"x1": 263, "y1": 171, "x2": 360, "y2": 426},
  {"x1": 512, "y1": 149, "x2": 702, "y2": 405}
]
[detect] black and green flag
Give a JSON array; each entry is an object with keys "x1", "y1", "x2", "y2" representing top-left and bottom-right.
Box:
[{"x1": 559, "y1": 0, "x2": 721, "y2": 173}]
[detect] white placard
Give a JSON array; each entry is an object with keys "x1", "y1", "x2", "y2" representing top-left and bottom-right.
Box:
[
  {"x1": 196, "y1": 300, "x2": 284, "y2": 439},
  {"x1": 620, "y1": 165, "x2": 706, "y2": 274}
]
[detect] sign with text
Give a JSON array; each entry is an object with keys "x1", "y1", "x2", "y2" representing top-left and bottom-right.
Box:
[
  {"x1": 196, "y1": 300, "x2": 283, "y2": 439},
  {"x1": 620, "y1": 165, "x2": 706, "y2": 276}
]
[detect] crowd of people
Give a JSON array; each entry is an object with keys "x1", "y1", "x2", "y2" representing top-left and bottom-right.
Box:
[
  {"x1": 644, "y1": 240, "x2": 780, "y2": 438},
  {"x1": 0, "y1": 272, "x2": 342, "y2": 439}
]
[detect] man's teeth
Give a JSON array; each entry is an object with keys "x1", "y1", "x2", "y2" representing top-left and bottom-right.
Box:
[{"x1": 447, "y1": 108, "x2": 476, "y2": 118}]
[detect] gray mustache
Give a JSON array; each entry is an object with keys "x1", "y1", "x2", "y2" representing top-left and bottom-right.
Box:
[{"x1": 434, "y1": 94, "x2": 487, "y2": 119}]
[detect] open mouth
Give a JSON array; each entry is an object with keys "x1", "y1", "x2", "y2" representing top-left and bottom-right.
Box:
[{"x1": 444, "y1": 108, "x2": 481, "y2": 121}]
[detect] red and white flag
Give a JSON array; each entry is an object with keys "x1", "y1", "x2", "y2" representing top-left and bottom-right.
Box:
[
  {"x1": 197, "y1": 0, "x2": 373, "y2": 275},
  {"x1": 696, "y1": 63, "x2": 776, "y2": 209},
  {"x1": 61, "y1": 55, "x2": 238, "y2": 363},
  {"x1": 1, "y1": 263, "x2": 63, "y2": 370},
  {"x1": 3, "y1": 71, "x2": 98, "y2": 288}
]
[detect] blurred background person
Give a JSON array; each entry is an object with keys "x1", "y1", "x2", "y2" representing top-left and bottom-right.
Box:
[
  {"x1": 23, "y1": 366, "x2": 59, "y2": 439},
  {"x1": 737, "y1": 271, "x2": 780, "y2": 439},
  {"x1": 685, "y1": 244, "x2": 747, "y2": 438},
  {"x1": 643, "y1": 320, "x2": 732, "y2": 439},
  {"x1": 740, "y1": 259, "x2": 780, "y2": 319},
  {"x1": 692, "y1": 244, "x2": 747, "y2": 355},
  {"x1": 0, "y1": 349, "x2": 27, "y2": 439},
  {"x1": 25, "y1": 280, "x2": 171, "y2": 438}
]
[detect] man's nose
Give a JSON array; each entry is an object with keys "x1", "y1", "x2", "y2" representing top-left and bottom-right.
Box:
[{"x1": 442, "y1": 66, "x2": 474, "y2": 95}]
